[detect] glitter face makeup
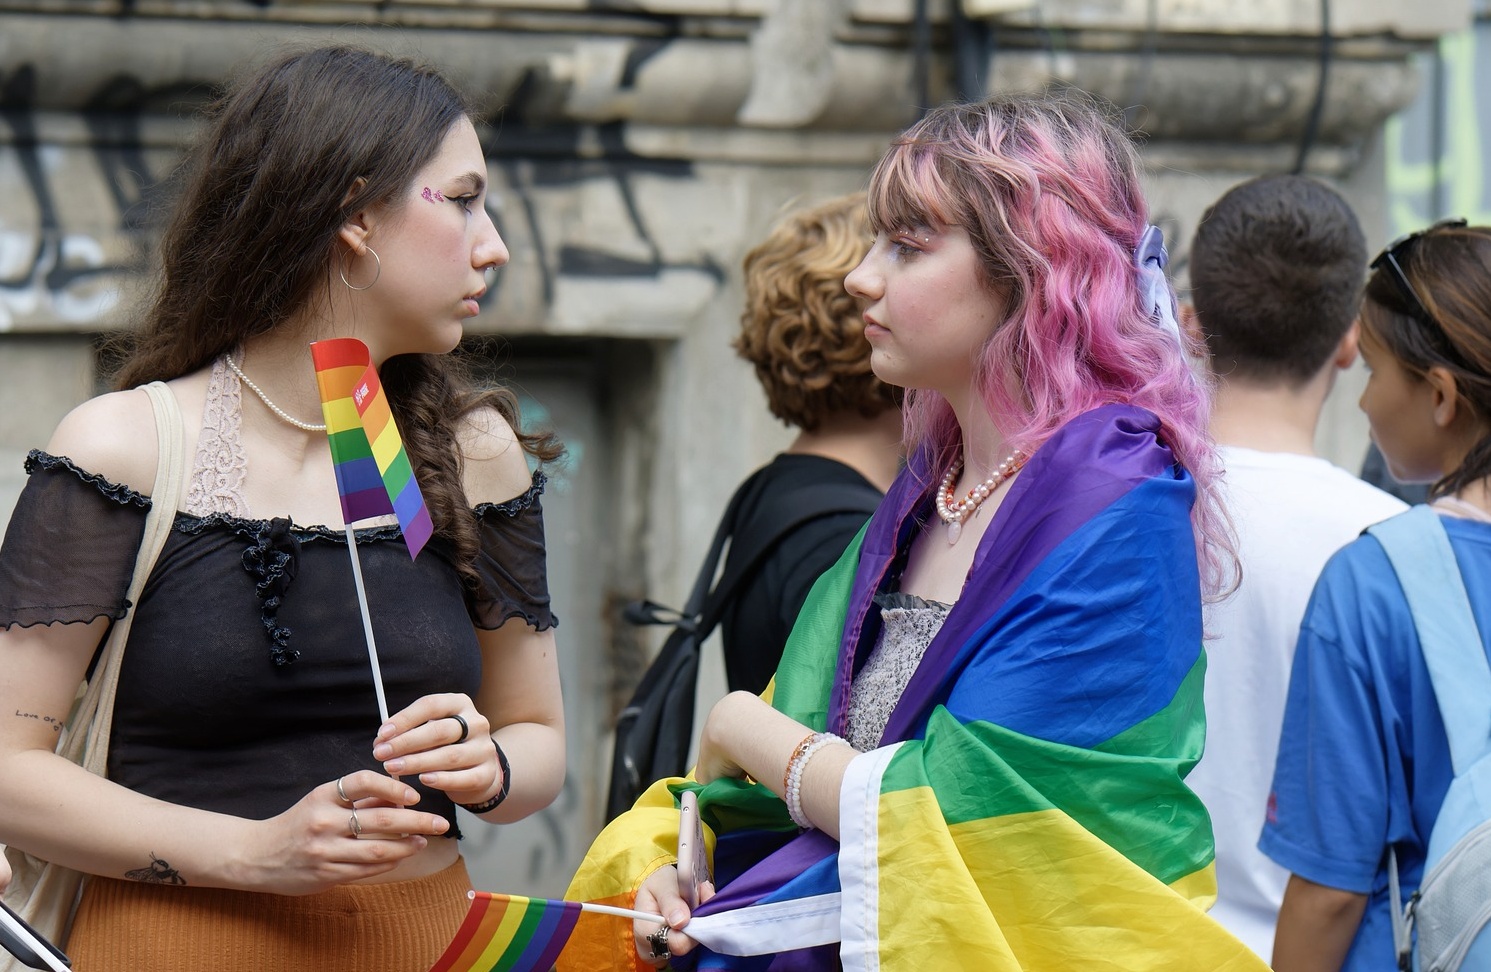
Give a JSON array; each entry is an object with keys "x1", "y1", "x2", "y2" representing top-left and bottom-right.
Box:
[{"x1": 421, "y1": 187, "x2": 445, "y2": 203}]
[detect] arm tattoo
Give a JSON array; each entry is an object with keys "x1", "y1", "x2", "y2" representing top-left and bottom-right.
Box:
[
  {"x1": 12, "y1": 710, "x2": 63, "y2": 734},
  {"x1": 124, "y1": 853, "x2": 187, "y2": 886}
]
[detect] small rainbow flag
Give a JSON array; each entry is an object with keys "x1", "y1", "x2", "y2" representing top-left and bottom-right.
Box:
[
  {"x1": 428, "y1": 892, "x2": 583, "y2": 972},
  {"x1": 310, "y1": 338, "x2": 434, "y2": 559}
]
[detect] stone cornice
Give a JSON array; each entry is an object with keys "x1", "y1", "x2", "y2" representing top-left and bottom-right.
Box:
[{"x1": 0, "y1": 9, "x2": 1434, "y2": 154}]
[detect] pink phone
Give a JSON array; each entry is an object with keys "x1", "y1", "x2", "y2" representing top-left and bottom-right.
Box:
[{"x1": 676, "y1": 789, "x2": 711, "y2": 909}]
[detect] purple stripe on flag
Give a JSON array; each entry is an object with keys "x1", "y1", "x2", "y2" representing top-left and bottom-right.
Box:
[
  {"x1": 525, "y1": 902, "x2": 583, "y2": 972},
  {"x1": 341, "y1": 487, "x2": 396, "y2": 525},
  {"x1": 694, "y1": 829, "x2": 838, "y2": 917},
  {"x1": 506, "y1": 900, "x2": 566, "y2": 972},
  {"x1": 829, "y1": 404, "x2": 1186, "y2": 742},
  {"x1": 402, "y1": 506, "x2": 434, "y2": 558}
]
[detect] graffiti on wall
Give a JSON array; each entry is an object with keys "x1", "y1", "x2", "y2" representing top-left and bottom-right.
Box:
[
  {"x1": 0, "y1": 66, "x2": 168, "y2": 330},
  {"x1": 1, "y1": 54, "x2": 730, "y2": 335}
]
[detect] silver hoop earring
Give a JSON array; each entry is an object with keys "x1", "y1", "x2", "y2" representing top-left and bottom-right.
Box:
[{"x1": 340, "y1": 245, "x2": 381, "y2": 292}]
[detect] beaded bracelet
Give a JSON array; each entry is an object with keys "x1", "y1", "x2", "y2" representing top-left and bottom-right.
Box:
[
  {"x1": 459, "y1": 738, "x2": 511, "y2": 815},
  {"x1": 784, "y1": 732, "x2": 846, "y2": 830}
]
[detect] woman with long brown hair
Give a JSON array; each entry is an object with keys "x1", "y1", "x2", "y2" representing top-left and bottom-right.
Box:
[{"x1": 0, "y1": 45, "x2": 565, "y2": 971}]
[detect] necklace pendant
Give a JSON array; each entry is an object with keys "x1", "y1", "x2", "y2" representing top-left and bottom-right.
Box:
[{"x1": 946, "y1": 519, "x2": 962, "y2": 545}]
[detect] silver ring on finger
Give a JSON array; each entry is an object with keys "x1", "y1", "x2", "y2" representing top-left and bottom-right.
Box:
[
  {"x1": 647, "y1": 924, "x2": 669, "y2": 961},
  {"x1": 446, "y1": 713, "x2": 470, "y2": 744},
  {"x1": 336, "y1": 776, "x2": 352, "y2": 807},
  {"x1": 349, "y1": 809, "x2": 362, "y2": 837}
]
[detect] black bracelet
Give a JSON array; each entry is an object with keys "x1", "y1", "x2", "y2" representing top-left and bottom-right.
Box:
[{"x1": 459, "y1": 739, "x2": 511, "y2": 814}]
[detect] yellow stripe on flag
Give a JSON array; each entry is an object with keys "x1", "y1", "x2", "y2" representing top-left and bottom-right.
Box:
[
  {"x1": 320, "y1": 398, "x2": 361, "y2": 435},
  {"x1": 369, "y1": 421, "x2": 403, "y2": 470},
  {"x1": 471, "y1": 894, "x2": 530, "y2": 970},
  {"x1": 868, "y1": 786, "x2": 1266, "y2": 971}
]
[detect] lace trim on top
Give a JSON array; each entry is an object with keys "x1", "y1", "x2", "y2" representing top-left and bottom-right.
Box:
[
  {"x1": 474, "y1": 470, "x2": 547, "y2": 519},
  {"x1": 24, "y1": 450, "x2": 151, "y2": 509},
  {"x1": 185, "y1": 356, "x2": 250, "y2": 518},
  {"x1": 844, "y1": 591, "x2": 954, "y2": 753}
]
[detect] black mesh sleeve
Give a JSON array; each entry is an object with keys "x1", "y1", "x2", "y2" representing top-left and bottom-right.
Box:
[
  {"x1": 467, "y1": 471, "x2": 557, "y2": 632},
  {"x1": 0, "y1": 451, "x2": 151, "y2": 630}
]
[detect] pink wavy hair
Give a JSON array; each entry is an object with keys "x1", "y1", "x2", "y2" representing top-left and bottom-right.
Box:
[{"x1": 867, "y1": 90, "x2": 1236, "y2": 597}]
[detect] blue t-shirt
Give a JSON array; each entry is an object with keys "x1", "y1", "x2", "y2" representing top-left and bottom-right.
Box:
[{"x1": 1259, "y1": 513, "x2": 1491, "y2": 970}]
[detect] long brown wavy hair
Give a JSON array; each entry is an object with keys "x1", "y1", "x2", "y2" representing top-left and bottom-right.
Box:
[
  {"x1": 1361, "y1": 223, "x2": 1491, "y2": 499},
  {"x1": 112, "y1": 45, "x2": 561, "y2": 584}
]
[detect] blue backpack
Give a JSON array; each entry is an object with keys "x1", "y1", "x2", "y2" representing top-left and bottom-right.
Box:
[{"x1": 1369, "y1": 506, "x2": 1491, "y2": 972}]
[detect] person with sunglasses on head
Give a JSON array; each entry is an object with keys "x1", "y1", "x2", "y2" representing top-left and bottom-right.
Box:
[{"x1": 1261, "y1": 219, "x2": 1491, "y2": 971}]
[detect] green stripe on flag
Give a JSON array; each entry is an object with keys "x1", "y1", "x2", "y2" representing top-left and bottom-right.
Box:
[
  {"x1": 492, "y1": 898, "x2": 544, "y2": 972},
  {"x1": 327, "y1": 427, "x2": 373, "y2": 463},
  {"x1": 879, "y1": 652, "x2": 1212, "y2": 885},
  {"x1": 770, "y1": 525, "x2": 867, "y2": 729},
  {"x1": 382, "y1": 448, "x2": 413, "y2": 494}
]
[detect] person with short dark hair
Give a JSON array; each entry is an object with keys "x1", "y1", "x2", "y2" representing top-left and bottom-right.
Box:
[
  {"x1": 719, "y1": 192, "x2": 902, "y2": 695},
  {"x1": 1183, "y1": 174, "x2": 1406, "y2": 961},
  {"x1": 0, "y1": 45, "x2": 565, "y2": 971},
  {"x1": 1263, "y1": 220, "x2": 1491, "y2": 971},
  {"x1": 1192, "y1": 175, "x2": 1372, "y2": 387}
]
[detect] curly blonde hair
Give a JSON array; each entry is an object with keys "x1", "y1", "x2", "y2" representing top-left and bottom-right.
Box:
[{"x1": 734, "y1": 192, "x2": 898, "y2": 431}]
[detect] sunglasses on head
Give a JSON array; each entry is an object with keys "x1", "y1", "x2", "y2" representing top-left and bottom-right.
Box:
[{"x1": 1369, "y1": 217, "x2": 1468, "y2": 327}]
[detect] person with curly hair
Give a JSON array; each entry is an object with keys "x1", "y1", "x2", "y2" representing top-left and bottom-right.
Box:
[
  {"x1": 720, "y1": 192, "x2": 903, "y2": 695},
  {"x1": 0, "y1": 46, "x2": 565, "y2": 971}
]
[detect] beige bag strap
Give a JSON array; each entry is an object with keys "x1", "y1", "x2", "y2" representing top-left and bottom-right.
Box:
[{"x1": 57, "y1": 381, "x2": 186, "y2": 774}]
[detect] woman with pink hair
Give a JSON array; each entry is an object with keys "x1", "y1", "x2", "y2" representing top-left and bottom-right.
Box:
[{"x1": 563, "y1": 90, "x2": 1261, "y2": 972}]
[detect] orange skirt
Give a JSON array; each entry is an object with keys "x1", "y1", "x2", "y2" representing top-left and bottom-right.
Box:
[{"x1": 67, "y1": 857, "x2": 472, "y2": 972}]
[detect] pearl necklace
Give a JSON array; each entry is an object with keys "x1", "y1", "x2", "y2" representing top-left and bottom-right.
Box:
[
  {"x1": 223, "y1": 354, "x2": 327, "y2": 432},
  {"x1": 935, "y1": 450, "x2": 1027, "y2": 545}
]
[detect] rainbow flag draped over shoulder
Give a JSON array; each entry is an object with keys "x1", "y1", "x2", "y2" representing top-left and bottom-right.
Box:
[
  {"x1": 429, "y1": 892, "x2": 582, "y2": 972},
  {"x1": 310, "y1": 338, "x2": 433, "y2": 558},
  {"x1": 563, "y1": 404, "x2": 1268, "y2": 971}
]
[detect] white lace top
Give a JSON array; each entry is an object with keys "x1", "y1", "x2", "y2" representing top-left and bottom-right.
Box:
[
  {"x1": 184, "y1": 356, "x2": 250, "y2": 517},
  {"x1": 844, "y1": 591, "x2": 953, "y2": 752}
]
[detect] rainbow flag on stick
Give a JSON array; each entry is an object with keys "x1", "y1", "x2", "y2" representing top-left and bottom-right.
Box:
[
  {"x1": 310, "y1": 337, "x2": 433, "y2": 559},
  {"x1": 428, "y1": 892, "x2": 665, "y2": 972}
]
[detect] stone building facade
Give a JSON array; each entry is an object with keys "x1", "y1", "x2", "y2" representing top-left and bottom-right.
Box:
[{"x1": 0, "y1": 0, "x2": 1471, "y2": 894}]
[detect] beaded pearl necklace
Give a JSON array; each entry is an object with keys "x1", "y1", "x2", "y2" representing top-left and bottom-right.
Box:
[
  {"x1": 224, "y1": 353, "x2": 327, "y2": 432},
  {"x1": 935, "y1": 450, "x2": 1027, "y2": 545}
]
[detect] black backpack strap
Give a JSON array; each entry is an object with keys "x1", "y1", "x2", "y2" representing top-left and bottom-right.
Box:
[
  {"x1": 695, "y1": 479, "x2": 882, "y2": 637},
  {"x1": 623, "y1": 465, "x2": 773, "y2": 631}
]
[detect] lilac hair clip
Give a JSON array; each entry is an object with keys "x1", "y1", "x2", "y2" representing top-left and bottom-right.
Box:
[{"x1": 1133, "y1": 224, "x2": 1182, "y2": 343}]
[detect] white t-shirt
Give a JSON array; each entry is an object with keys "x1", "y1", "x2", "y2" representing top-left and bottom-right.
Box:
[{"x1": 1191, "y1": 446, "x2": 1408, "y2": 961}]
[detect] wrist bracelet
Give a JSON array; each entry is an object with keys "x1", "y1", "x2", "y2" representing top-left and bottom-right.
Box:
[
  {"x1": 784, "y1": 732, "x2": 846, "y2": 830},
  {"x1": 459, "y1": 738, "x2": 511, "y2": 814}
]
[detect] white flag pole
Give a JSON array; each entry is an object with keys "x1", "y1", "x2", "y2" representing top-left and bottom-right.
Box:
[
  {"x1": 579, "y1": 902, "x2": 669, "y2": 924},
  {"x1": 343, "y1": 523, "x2": 391, "y2": 727}
]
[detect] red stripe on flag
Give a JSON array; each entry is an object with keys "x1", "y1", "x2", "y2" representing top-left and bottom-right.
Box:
[
  {"x1": 309, "y1": 337, "x2": 370, "y2": 372},
  {"x1": 427, "y1": 891, "x2": 491, "y2": 972}
]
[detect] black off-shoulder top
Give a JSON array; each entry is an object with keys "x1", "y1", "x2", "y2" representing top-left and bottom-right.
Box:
[{"x1": 0, "y1": 451, "x2": 557, "y2": 833}]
